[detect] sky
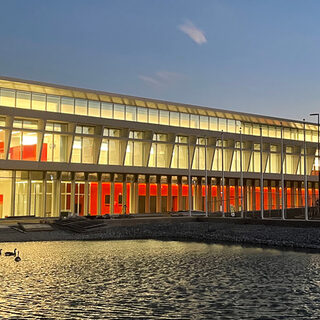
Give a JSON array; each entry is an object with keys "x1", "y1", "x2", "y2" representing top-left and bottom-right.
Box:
[{"x1": 1, "y1": 0, "x2": 320, "y2": 122}]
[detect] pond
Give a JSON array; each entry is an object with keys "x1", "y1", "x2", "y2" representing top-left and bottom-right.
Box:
[{"x1": 0, "y1": 240, "x2": 319, "y2": 319}]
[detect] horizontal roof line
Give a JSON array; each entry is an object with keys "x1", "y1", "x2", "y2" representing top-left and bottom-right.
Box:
[{"x1": 0, "y1": 75, "x2": 317, "y2": 129}]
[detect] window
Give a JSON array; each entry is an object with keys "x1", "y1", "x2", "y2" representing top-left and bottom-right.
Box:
[
  {"x1": 137, "y1": 107, "x2": 148, "y2": 122},
  {"x1": 209, "y1": 117, "x2": 218, "y2": 131},
  {"x1": 101, "y1": 102, "x2": 113, "y2": 118},
  {"x1": 13, "y1": 119, "x2": 38, "y2": 129},
  {"x1": 71, "y1": 136, "x2": 94, "y2": 163},
  {"x1": 61, "y1": 97, "x2": 74, "y2": 114},
  {"x1": 75, "y1": 125, "x2": 95, "y2": 135},
  {"x1": 31, "y1": 93, "x2": 46, "y2": 111},
  {"x1": 126, "y1": 106, "x2": 136, "y2": 121},
  {"x1": 200, "y1": 116, "x2": 208, "y2": 130},
  {"x1": 45, "y1": 122, "x2": 67, "y2": 132},
  {"x1": 219, "y1": 118, "x2": 227, "y2": 132},
  {"x1": 47, "y1": 96, "x2": 60, "y2": 112},
  {"x1": 159, "y1": 110, "x2": 169, "y2": 125},
  {"x1": 16, "y1": 91, "x2": 31, "y2": 109},
  {"x1": 170, "y1": 112, "x2": 179, "y2": 126},
  {"x1": 0, "y1": 88, "x2": 15, "y2": 107},
  {"x1": 175, "y1": 136, "x2": 188, "y2": 144},
  {"x1": 153, "y1": 133, "x2": 168, "y2": 142},
  {"x1": 149, "y1": 109, "x2": 158, "y2": 124},
  {"x1": 88, "y1": 100, "x2": 100, "y2": 117},
  {"x1": 190, "y1": 115, "x2": 199, "y2": 129},
  {"x1": 180, "y1": 113, "x2": 189, "y2": 127},
  {"x1": 114, "y1": 104, "x2": 125, "y2": 120},
  {"x1": 129, "y1": 131, "x2": 144, "y2": 140},
  {"x1": 75, "y1": 99, "x2": 87, "y2": 116},
  {"x1": 41, "y1": 133, "x2": 68, "y2": 162},
  {"x1": 103, "y1": 128, "x2": 120, "y2": 137},
  {"x1": 9, "y1": 131, "x2": 38, "y2": 161}
]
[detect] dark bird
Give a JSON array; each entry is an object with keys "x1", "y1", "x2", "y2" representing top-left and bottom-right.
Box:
[
  {"x1": 0, "y1": 249, "x2": 2, "y2": 256},
  {"x1": 5, "y1": 248, "x2": 17, "y2": 257},
  {"x1": 15, "y1": 251, "x2": 21, "y2": 262}
]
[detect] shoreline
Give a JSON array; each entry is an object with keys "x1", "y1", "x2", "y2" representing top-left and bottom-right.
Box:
[{"x1": 1, "y1": 217, "x2": 320, "y2": 252}]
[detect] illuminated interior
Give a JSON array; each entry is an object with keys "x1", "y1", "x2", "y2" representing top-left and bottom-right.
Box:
[{"x1": 0, "y1": 76, "x2": 319, "y2": 218}]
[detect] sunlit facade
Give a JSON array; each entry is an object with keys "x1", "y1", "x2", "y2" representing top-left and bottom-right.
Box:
[{"x1": 0, "y1": 76, "x2": 319, "y2": 219}]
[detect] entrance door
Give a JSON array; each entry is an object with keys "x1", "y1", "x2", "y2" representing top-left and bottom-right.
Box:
[
  {"x1": 30, "y1": 180, "x2": 43, "y2": 217},
  {"x1": 61, "y1": 181, "x2": 71, "y2": 213},
  {"x1": 75, "y1": 182, "x2": 85, "y2": 216}
]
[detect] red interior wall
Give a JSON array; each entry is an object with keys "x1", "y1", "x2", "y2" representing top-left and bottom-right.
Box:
[
  {"x1": 287, "y1": 188, "x2": 291, "y2": 208},
  {"x1": 255, "y1": 187, "x2": 260, "y2": 211},
  {"x1": 90, "y1": 182, "x2": 98, "y2": 215},
  {"x1": 263, "y1": 187, "x2": 268, "y2": 210}
]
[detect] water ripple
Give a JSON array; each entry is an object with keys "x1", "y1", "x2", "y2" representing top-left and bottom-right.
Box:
[{"x1": 0, "y1": 240, "x2": 319, "y2": 319}]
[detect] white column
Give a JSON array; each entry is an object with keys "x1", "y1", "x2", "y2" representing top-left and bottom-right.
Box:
[
  {"x1": 205, "y1": 137, "x2": 208, "y2": 217},
  {"x1": 304, "y1": 119, "x2": 308, "y2": 220},
  {"x1": 221, "y1": 132, "x2": 225, "y2": 217},
  {"x1": 188, "y1": 138, "x2": 192, "y2": 216},
  {"x1": 240, "y1": 128, "x2": 244, "y2": 218},
  {"x1": 260, "y1": 127, "x2": 264, "y2": 219},
  {"x1": 281, "y1": 123, "x2": 285, "y2": 220}
]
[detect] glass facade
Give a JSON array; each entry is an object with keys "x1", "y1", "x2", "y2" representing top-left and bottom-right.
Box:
[
  {"x1": 0, "y1": 86, "x2": 318, "y2": 142},
  {"x1": 0, "y1": 78, "x2": 319, "y2": 219}
]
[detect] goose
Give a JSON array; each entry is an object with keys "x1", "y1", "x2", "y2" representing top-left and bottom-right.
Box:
[
  {"x1": 15, "y1": 252, "x2": 21, "y2": 262},
  {"x1": 5, "y1": 248, "x2": 17, "y2": 257}
]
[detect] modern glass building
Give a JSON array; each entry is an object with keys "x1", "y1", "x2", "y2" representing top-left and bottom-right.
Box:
[{"x1": 0, "y1": 76, "x2": 319, "y2": 219}]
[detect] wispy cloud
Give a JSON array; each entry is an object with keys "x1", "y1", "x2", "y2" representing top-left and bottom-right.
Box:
[
  {"x1": 178, "y1": 20, "x2": 207, "y2": 45},
  {"x1": 139, "y1": 71, "x2": 186, "y2": 88},
  {"x1": 138, "y1": 75, "x2": 162, "y2": 87}
]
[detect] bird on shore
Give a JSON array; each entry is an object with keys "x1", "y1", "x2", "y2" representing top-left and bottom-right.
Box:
[
  {"x1": 5, "y1": 248, "x2": 17, "y2": 257},
  {"x1": 15, "y1": 252, "x2": 21, "y2": 262},
  {"x1": 0, "y1": 249, "x2": 2, "y2": 256}
]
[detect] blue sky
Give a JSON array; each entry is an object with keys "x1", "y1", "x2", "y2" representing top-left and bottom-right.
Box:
[{"x1": 1, "y1": 0, "x2": 320, "y2": 121}]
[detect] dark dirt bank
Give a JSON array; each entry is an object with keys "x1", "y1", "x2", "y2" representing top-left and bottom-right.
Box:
[{"x1": 1, "y1": 217, "x2": 320, "y2": 252}]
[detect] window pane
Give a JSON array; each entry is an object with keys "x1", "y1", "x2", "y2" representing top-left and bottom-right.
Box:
[
  {"x1": 170, "y1": 112, "x2": 179, "y2": 126},
  {"x1": 23, "y1": 120, "x2": 38, "y2": 129},
  {"x1": 71, "y1": 137, "x2": 81, "y2": 163},
  {"x1": 228, "y1": 120, "x2": 236, "y2": 133},
  {"x1": 41, "y1": 133, "x2": 52, "y2": 161},
  {"x1": 137, "y1": 107, "x2": 148, "y2": 122},
  {"x1": 149, "y1": 109, "x2": 158, "y2": 124},
  {"x1": 54, "y1": 135, "x2": 68, "y2": 162},
  {"x1": 75, "y1": 99, "x2": 87, "y2": 116},
  {"x1": 9, "y1": 131, "x2": 22, "y2": 160},
  {"x1": 219, "y1": 118, "x2": 227, "y2": 132},
  {"x1": 47, "y1": 96, "x2": 60, "y2": 112},
  {"x1": 209, "y1": 117, "x2": 218, "y2": 131},
  {"x1": 126, "y1": 106, "x2": 136, "y2": 121},
  {"x1": 22, "y1": 132, "x2": 38, "y2": 160},
  {"x1": 180, "y1": 113, "x2": 189, "y2": 127},
  {"x1": 114, "y1": 104, "x2": 125, "y2": 120},
  {"x1": 0, "y1": 129, "x2": 7, "y2": 159},
  {"x1": 16, "y1": 91, "x2": 31, "y2": 109},
  {"x1": 82, "y1": 137, "x2": 94, "y2": 163},
  {"x1": 159, "y1": 110, "x2": 169, "y2": 125},
  {"x1": 190, "y1": 115, "x2": 199, "y2": 129},
  {"x1": 99, "y1": 139, "x2": 109, "y2": 164},
  {"x1": 109, "y1": 140, "x2": 121, "y2": 165},
  {"x1": 101, "y1": 102, "x2": 113, "y2": 118},
  {"x1": 32, "y1": 93, "x2": 45, "y2": 111},
  {"x1": 0, "y1": 89, "x2": 15, "y2": 107},
  {"x1": 61, "y1": 97, "x2": 74, "y2": 114},
  {"x1": 200, "y1": 116, "x2": 208, "y2": 130},
  {"x1": 88, "y1": 100, "x2": 100, "y2": 117}
]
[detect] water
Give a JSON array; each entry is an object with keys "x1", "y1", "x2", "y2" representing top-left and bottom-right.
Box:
[{"x1": 0, "y1": 240, "x2": 319, "y2": 319}]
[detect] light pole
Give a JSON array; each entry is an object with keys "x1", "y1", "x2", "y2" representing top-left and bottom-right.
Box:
[{"x1": 310, "y1": 113, "x2": 320, "y2": 214}]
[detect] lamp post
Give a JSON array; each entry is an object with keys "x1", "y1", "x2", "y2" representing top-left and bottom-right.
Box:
[{"x1": 310, "y1": 113, "x2": 320, "y2": 214}]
